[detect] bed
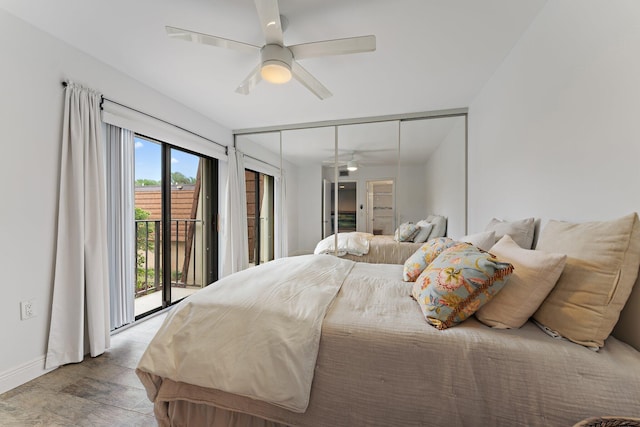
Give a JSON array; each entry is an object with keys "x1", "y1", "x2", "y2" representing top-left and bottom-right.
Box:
[
  {"x1": 137, "y1": 236, "x2": 640, "y2": 426},
  {"x1": 312, "y1": 215, "x2": 449, "y2": 265},
  {"x1": 314, "y1": 233, "x2": 424, "y2": 264}
]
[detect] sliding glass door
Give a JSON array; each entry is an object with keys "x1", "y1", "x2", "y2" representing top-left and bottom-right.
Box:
[{"x1": 134, "y1": 135, "x2": 218, "y2": 318}]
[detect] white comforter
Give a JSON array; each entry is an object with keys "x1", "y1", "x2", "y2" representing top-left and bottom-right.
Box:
[
  {"x1": 314, "y1": 232, "x2": 373, "y2": 256},
  {"x1": 136, "y1": 254, "x2": 355, "y2": 412}
]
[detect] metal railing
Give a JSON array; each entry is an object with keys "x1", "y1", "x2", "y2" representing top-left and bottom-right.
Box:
[{"x1": 135, "y1": 218, "x2": 204, "y2": 297}]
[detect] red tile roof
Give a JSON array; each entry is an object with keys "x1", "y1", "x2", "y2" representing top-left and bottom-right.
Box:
[{"x1": 135, "y1": 185, "x2": 198, "y2": 242}]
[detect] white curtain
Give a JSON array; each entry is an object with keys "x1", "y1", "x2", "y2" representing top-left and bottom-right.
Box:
[
  {"x1": 259, "y1": 175, "x2": 273, "y2": 263},
  {"x1": 275, "y1": 172, "x2": 288, "y2": 258},
  {"x1": 106, "y1": 125, "x2": 136, "y2": 330},
  {"x1": 221, "y1": 147, "x2": 249, "y2": 277},
  {"x1": 46, "y1": 82, "x2": 110, "y2": 369}
]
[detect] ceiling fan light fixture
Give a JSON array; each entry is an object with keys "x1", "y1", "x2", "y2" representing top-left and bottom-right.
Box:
[
  {"x1": 260, "y1": 44, "x2": 293, "y2": 84},
  {"x1": 347, "y1": 160, "x2": 358, "y2": 172},
  {"x1": 261, "y1": 60, "x2": 292, "y2": 84}
]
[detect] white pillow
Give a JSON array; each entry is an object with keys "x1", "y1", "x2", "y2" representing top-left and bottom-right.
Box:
[
  {"x1": 412, "y1": 221, "x2": 434, "y2": 243},
  {"x1": 475, "y1": 235, "x2": 567, "y2": 329},
  {"x1": 485, "y1": 217, "x2": 535, "y2": 249},
  {"x1": 459, "y1": 230, "x2": 496, "y2": 251},
  {"x1": 427, "y1": 215, "x2": 447, "y2": 240}
]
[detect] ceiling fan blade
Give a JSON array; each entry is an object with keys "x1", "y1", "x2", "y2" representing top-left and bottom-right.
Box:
[
  {"x1": 165, "y1": 26, "x2": 260, "y2": 55},
  {"x1": 289, "y1": 35, "x2": 376, "y2": 60},
  {"x1": 254, "y1": 0, "x2": 284, "y2": 45},
  {"x1": 291, "y1": 61, "x2": 332, "y2": 100},
  {"x1": 235, "y1": 64, "x2": 263, "y2": 95}
]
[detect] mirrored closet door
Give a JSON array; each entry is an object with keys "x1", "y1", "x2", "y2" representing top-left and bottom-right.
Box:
[
  {"x1": 398, "y1": 115, "x2": 467, "y2": 239},
  {"x1": 335, "y1": 121, "x2": 399, "y2": 236},
  {"x1": 234, "y1": 108, "x2": 468, "y2": 257}
]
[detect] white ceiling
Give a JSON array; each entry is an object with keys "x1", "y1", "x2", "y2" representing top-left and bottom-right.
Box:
[{"x1": 0, "y1": 0, "x2": 546, "y2": 131}]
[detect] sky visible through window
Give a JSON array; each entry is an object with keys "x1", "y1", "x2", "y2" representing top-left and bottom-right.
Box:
[{"x1": 134, "y1": 136, "x2": 200, "y2": 183}]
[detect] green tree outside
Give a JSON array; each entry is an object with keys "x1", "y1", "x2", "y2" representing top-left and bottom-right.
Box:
[
  {"x1": 171, "y1": 171, "x2": 196, "y2": 184},
  {"x1": 135, "y1": 207, "x2": 156, "y2": 294},
  {"x1": 135, "y1": 178, "x2": 160, "y2": 186}
]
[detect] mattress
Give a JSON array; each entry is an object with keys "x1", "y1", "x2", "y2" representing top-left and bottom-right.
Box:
[{"x1": 137, "y1": 261, "x2": 640, "y2": 427}]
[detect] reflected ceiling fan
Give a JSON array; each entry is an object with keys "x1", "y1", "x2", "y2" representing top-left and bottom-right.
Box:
[
  {"x1": 323, "y1": 154, "x2": 360, "y2": 171},
  {"x1": 165, "y1": 0, "x2": 376, "y2": 100},
  {"x1": 322, "y1": 149, "x2": 396, "y2": 171}
]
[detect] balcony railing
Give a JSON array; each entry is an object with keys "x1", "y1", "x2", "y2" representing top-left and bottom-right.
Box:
[{"x1": 135, "y1": 218, "x2": 205, "y2": 297}]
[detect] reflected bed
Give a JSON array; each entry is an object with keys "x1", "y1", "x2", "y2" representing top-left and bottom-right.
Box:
[{"x1": 339, "y1": 234, "x2": 423, "y2": 264}]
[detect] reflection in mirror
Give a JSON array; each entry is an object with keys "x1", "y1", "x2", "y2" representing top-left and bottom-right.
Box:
[
  {"x1": 367, "y1": 180, "x2": 394, "y2": 235},
  {"x1": 235, "y1": 132, "x2": 281, "y2": 264},
  {"x1": 331, "y1": 181, "x2": 357, "y2": 234},
  {"x1": 332, "y1": 121, "x2": 400, "y2": 237},
  {"x1": 399, "y1": 115, "x2": 467, "y2": 238},
  {"x1": 281, "y1": 127, "x2": 336, "y2": 251},
  {"x1": 234, "y1": 109, "x2": 467, "y2": 257}
]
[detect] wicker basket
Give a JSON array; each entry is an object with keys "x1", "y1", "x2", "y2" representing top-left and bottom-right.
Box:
[{"x1": 574, "y1": 417, "x2": 640, "y2": 427}]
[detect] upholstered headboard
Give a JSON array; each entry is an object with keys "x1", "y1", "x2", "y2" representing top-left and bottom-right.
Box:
[{"x1": 613, "y1": 267, "x2": 640, "y2": 351}]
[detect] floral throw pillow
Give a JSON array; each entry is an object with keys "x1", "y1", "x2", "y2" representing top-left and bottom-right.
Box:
[
  {"x1": 394, "y1": 222, "x2": 420, "y2": 242},
  {"x1": 403, "y1": 237, "x2": 459, "y2": 282},
  {"x1": 412, "y1": 244, "x2": 514, "y2": 330}
]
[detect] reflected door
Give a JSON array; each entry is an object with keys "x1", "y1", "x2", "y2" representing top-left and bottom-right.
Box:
[
  {"x1": 333, "y1": 182, "x2": 357, "y2": 233},
  {"x1": 367, "y1": 180, "x2": 394, "y2": 235}
]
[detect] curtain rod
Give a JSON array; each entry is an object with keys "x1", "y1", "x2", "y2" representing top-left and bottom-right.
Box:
[
  {"x1": 61, "y1": 81, "x2": 228, "y2": 154},
  {"x1": 244, "y1": 153, "x2": 279, "y2": 171}
]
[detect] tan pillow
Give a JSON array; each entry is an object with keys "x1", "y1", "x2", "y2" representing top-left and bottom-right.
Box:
[
  {"x1": 475, "y1": 235, "x2": 567, "y2": 329},
  {"x1": 533, "y1": 213, "x2": 640, "y2": 348},
  {"x1": 485, "y1": 217, "x2": 536, "y2": 249},
  {"x1": 613, "y1": 271, "x2": 640, "y2": 351},
  {"x1": 459, "y1": 230, "x2": 496, "y2": 251}
]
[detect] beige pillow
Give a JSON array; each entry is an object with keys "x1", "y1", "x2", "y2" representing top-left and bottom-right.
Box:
[
  {"x1": 614, "y1": 271, "x2": 640, "y2": 351},
  {"x1": 533, "y1": 213, "x2": 640, "y2": 349},
  {"x1": 485, "y1": 217, "x2": 535, "y2": 249},
  {"x1": 475, "y1": 235, "x2": 567, "y2": 329},
  {"x1": 459, "y1": 230, "x2": 496, "y2": 251}
]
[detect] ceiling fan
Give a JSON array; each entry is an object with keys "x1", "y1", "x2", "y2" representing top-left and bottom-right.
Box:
[{"x1": 165, "y1": 0, "x2": 376, "y2": 100}]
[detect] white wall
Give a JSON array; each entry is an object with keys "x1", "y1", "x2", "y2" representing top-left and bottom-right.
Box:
[
  {"x1": 286, "y1": 166, "x2": 300, "y2": 255},
  {"x1": 393, "y1": 165, "x2": 427, "y2": 227},
  {"x1": 424, "y1": 118, "x2": 467, "y2": 239},
  {"x1": 295, "y1": 164, "x2": 323, "y2": 255},
  {"x1": 468, "y1": 1, "x2": 640, "y2": 233},
  {"x1": 0, "y1": 10, "x2": 233, "y2": 392}
]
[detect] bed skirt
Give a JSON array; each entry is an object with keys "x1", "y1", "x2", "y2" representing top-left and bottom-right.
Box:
[{"x1": 160, "y1": 400, "x2": 287, "y2": 427}]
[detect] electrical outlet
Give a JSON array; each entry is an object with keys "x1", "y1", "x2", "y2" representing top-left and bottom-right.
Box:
[{"x1": 20, "y1": 300, "x2": 36, "y2": 320}]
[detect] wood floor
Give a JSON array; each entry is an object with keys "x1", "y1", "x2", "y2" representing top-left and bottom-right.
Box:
[{"x1": 0, "y1": 311, "x2": 168, "y2": 426}]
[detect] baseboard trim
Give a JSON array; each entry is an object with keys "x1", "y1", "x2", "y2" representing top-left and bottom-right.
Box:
[{"x1": 0, "y1": 356, "x2": 56, "y2": 394}]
